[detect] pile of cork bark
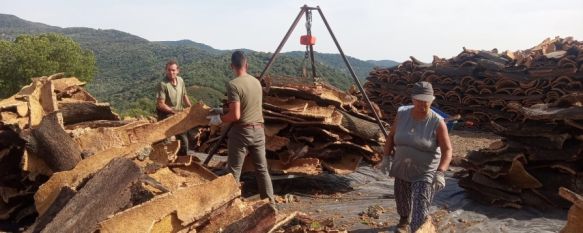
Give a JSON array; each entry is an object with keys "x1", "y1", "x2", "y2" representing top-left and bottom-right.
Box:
[
  {"x1": 364, "y1": 36, "x2": 583, "y2": 128},
  {"x1": 0, "y1": 74, "x2": 286, "y2": 232},
  {"x1": 458, "y1": 93, "x2": 583, "y2": 209},
  {"x1": 361, "y1": 36, "x2": 583, "y2": 209},
  {"x1": 0, "y1": 73, "x2": 386, "y2": 232},
  {"x1": 199, "y1": 77, "x2": 386, "y2": 175}
]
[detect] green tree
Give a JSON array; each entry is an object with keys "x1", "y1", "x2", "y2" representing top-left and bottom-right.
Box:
[{"x1": 0, "y1": 33, "x2": 96, "y2": 97}]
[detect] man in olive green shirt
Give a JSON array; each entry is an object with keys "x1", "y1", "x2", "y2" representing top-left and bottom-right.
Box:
[
  {"x1": 207, "y1": 51, "x2": 274, "y2": 202},
  {"x1": 157, "y1": 59, "x2": 192, "y2": 155}
]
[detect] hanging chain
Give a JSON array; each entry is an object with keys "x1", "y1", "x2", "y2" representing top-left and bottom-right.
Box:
[
  {"x1": 306, "y1": 10, "x2": 312, "y2": 36},
  {"x1": 304, "y1": 10, "x2": 312, "y2": 61},
  {"x1": 305, "y1": 10, "x2": 314, "y2": 82},
  {"x1": 302, "y1": 10, "x2": 313, "y2": 80}
]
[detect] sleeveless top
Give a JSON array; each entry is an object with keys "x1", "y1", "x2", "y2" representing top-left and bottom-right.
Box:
[{"x1": 389, "y1": 105, "x2": 443, "y2": 183}]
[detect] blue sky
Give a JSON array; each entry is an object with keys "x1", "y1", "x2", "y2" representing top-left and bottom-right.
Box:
[{"x1": 2, "y1": 0, "x2": 582, "y2": 62}]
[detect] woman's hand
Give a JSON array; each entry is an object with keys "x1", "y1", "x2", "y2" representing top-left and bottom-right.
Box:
[{"x1": 433, "y1": 170, "x2": 446, "y2": 192}]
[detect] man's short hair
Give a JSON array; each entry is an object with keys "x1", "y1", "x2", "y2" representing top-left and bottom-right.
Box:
[
  {"x1": 166, "y1": 59, "x2": 179, "y2": 68},
  {"x1": 231, "y1": 50, "x2": 246, "y2": 69}
]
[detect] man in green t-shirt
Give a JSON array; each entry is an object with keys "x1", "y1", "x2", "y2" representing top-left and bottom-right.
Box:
[
  {"x1": 207, "y1": 51, "x2": 274, "y2": 203},
  {"x1": 156, "y1": 59, "x2": 192, "y2": 155}
]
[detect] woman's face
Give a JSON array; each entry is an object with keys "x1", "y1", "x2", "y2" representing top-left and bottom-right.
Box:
[{"x1": 412, "y1": 98, "x2": 432, "y2": 113}]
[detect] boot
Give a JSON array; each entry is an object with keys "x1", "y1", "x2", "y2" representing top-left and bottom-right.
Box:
[{"x1": 395, "y1": 215, "x2": 410, "y2": 233}]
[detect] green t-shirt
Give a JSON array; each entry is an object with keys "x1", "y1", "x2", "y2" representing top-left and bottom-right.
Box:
[
  {"x1": 156, "y1": 76, "x2": 187, "y2": 110},
  {"x1": 226, "y1": 74, "x2": 264, "y2": 124}
]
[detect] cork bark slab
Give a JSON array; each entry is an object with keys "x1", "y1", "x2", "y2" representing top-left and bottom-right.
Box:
[
  {"x1": 266, "y1": 135, "x2": 290, "y2": 152},
  {"x1": 20, "y1": 150, "x2": 53, "y2": 180},
  {"x1": 263, "y1": 96, "x2": 309, "y2": 112},
  {"x1": 149, "y1": 140, "x2": 180, "y2": 165},
  {"x1": 58, "y1": 101, "x2": 119, "y2": 125},
  {"x1": 51, "y1": 77, "x2": 86, "y2": 93},
  {"x1": 268, "y1": 82, "x2": 356, "y2": 108},
  {"x1": 72, "y1": 103, "x2": 210, "y2": 154},
  {"x1": 40, "y1": 158, "x2": 141, "y2": 233},
  {"x1": 31, "y1": 112, "x2": 82, "y2": 172},
  {"x1": 500, "y1": 159, "x2": 543, "y2": 189},
  {"x1": 269, "y1": 158, "x2": 322, "y2": 175},
  {"x1": 221, "y1": 202, "x2": 277, "y2": 233},
  {"x1": 39, "y1": 80, "x2": 58, "y2": 114},
  {"x1": 264, "y1": 123, "x2": 288, "y2": 137},
  {"x1": 57, "y1": 86, "x2": 97, "y2": 102},
  {"x1": 99, "y1": 175, "x2": 240, "y2": 233},
  {"x1": 34, "y1": 143, "x2": 150, "y2": 216},
  {"x1": 322, "y1": 153, "x2": 362, "y2": 175},
  {"x1": 197, "y1": 198, "x2": 255, "y2": 233},
  {"x1": 147, "y1": 167, "x2": 212, "y2": 193},
  {"x1": 282, "y1": 105, "x2": 336, "y2": 120},
  {"x1": 561, "y1": 205, "x2": 583, "y2": 233}
]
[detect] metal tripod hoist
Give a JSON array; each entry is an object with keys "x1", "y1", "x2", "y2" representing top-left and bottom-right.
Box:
[{"x1": 204, "y1": 5, "x2": 388, "y2": 166}]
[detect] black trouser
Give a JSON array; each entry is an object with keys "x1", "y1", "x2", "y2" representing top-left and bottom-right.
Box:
[
  {"x1": 158, "y1": 110, "x2": 189, "y2": 154},
  {"x1": 176, "y1": 133, "x2": 189, "y2": 155}
]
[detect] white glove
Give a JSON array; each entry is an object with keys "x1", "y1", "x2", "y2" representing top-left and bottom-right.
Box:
[
  {"x1": 433, "y1": 170, "x2": 446, "y2": 192},
  {"x1": 210, "y1": 107, "x2": 224, "y2": 115},
  {"x1": 376, "y1": 155, "x2": 392, "y2": 176},
  {"x1": 206, "y1": 115, "x2": 222, "y2": 126}
]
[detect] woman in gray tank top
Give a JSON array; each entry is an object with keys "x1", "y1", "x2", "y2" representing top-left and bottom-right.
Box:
[{"x1": 384, "y1": 81, "x2": 452, "y2": 232}]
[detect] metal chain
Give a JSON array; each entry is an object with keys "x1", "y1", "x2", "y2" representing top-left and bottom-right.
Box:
[
  {"x1": 305, "y1": 10, "x2": 313, "y2": 81},
  {"x1": 304, "y1": 9, "x2": 312, "y2": 59},
  {"x1": 302, "y1": 10, "x2": 314, "y2": 79},
  {"x1": 302, "y1": 47, "x2": 309, "y2": 78},
  {"x1": 306, "y1": 10, "x2": 312, "y2": 36}
]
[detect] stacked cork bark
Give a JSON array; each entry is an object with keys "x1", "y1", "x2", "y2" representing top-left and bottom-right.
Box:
[
  {"x1": 459, "y1": 93, "x2": 583, "y2": 209},
  {"x1": 0, "y1": 73, "x2": 123, "y2": 228},
  {"x1": 0, "y1": 73, "x2": 386, "y2": 231},
  {"x1": 0, "y1": 74, "x2": 285, "y2": 232},
  {"x1": 199, "y1": 78, "x2": 386, "y2": 176},
  {"x1": 364, "y1": 37, "x2": 583, "y2": 128},
  {"x1": 363, "y1": 36, "x2": 583, "y2": 209}
]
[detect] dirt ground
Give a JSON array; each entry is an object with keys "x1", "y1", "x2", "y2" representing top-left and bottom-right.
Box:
[{"x1": 448, "y1": 130, "x2": 501, "y2": 160}]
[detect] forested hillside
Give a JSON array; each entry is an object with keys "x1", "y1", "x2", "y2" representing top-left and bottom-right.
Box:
[{"x1": 0, "y1": 14, "x2": 398, "y2": 116}]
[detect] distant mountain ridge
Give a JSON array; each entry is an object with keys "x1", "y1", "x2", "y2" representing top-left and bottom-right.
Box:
[
  {"x1": 0, "y1": 13, "x2": 399, "y2": 115},
  {"x1": 366, "y1": 60, "x2": 399, "y2": 68},
  {"x1": 156, "y1": 40, "x2": 220, "y2": 54}
]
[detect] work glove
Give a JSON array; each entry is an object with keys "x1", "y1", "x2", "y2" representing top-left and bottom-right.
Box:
[
  {"x1": 206, "y1": 115, "x2": 222, "y2": 126},
  {"x1": 210, "y1": 107, "x2": 224, "y2": 115},
  {"x1": 432, "y1": 170, "x2": 446, "y2": 192}
]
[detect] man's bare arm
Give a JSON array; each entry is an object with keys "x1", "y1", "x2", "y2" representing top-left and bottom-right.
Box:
[
  {"x1": 157, "y1": 98, "x2": 175, "y2": 114},
  {"x1": 182, "y1": 94, "x2": 192, "y2": 108},
  {"x1": 221, "y1": 101, "x2": 240, "y2": 123}
]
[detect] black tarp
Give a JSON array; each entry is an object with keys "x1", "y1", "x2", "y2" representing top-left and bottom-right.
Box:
[{"x1": 260, "y1": 165, "x2": 567, "y2": 232}]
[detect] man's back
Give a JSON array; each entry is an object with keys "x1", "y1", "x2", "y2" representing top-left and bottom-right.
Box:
[{"x1": 227, "y1": 74, "x2": 263, "y2": 124}]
